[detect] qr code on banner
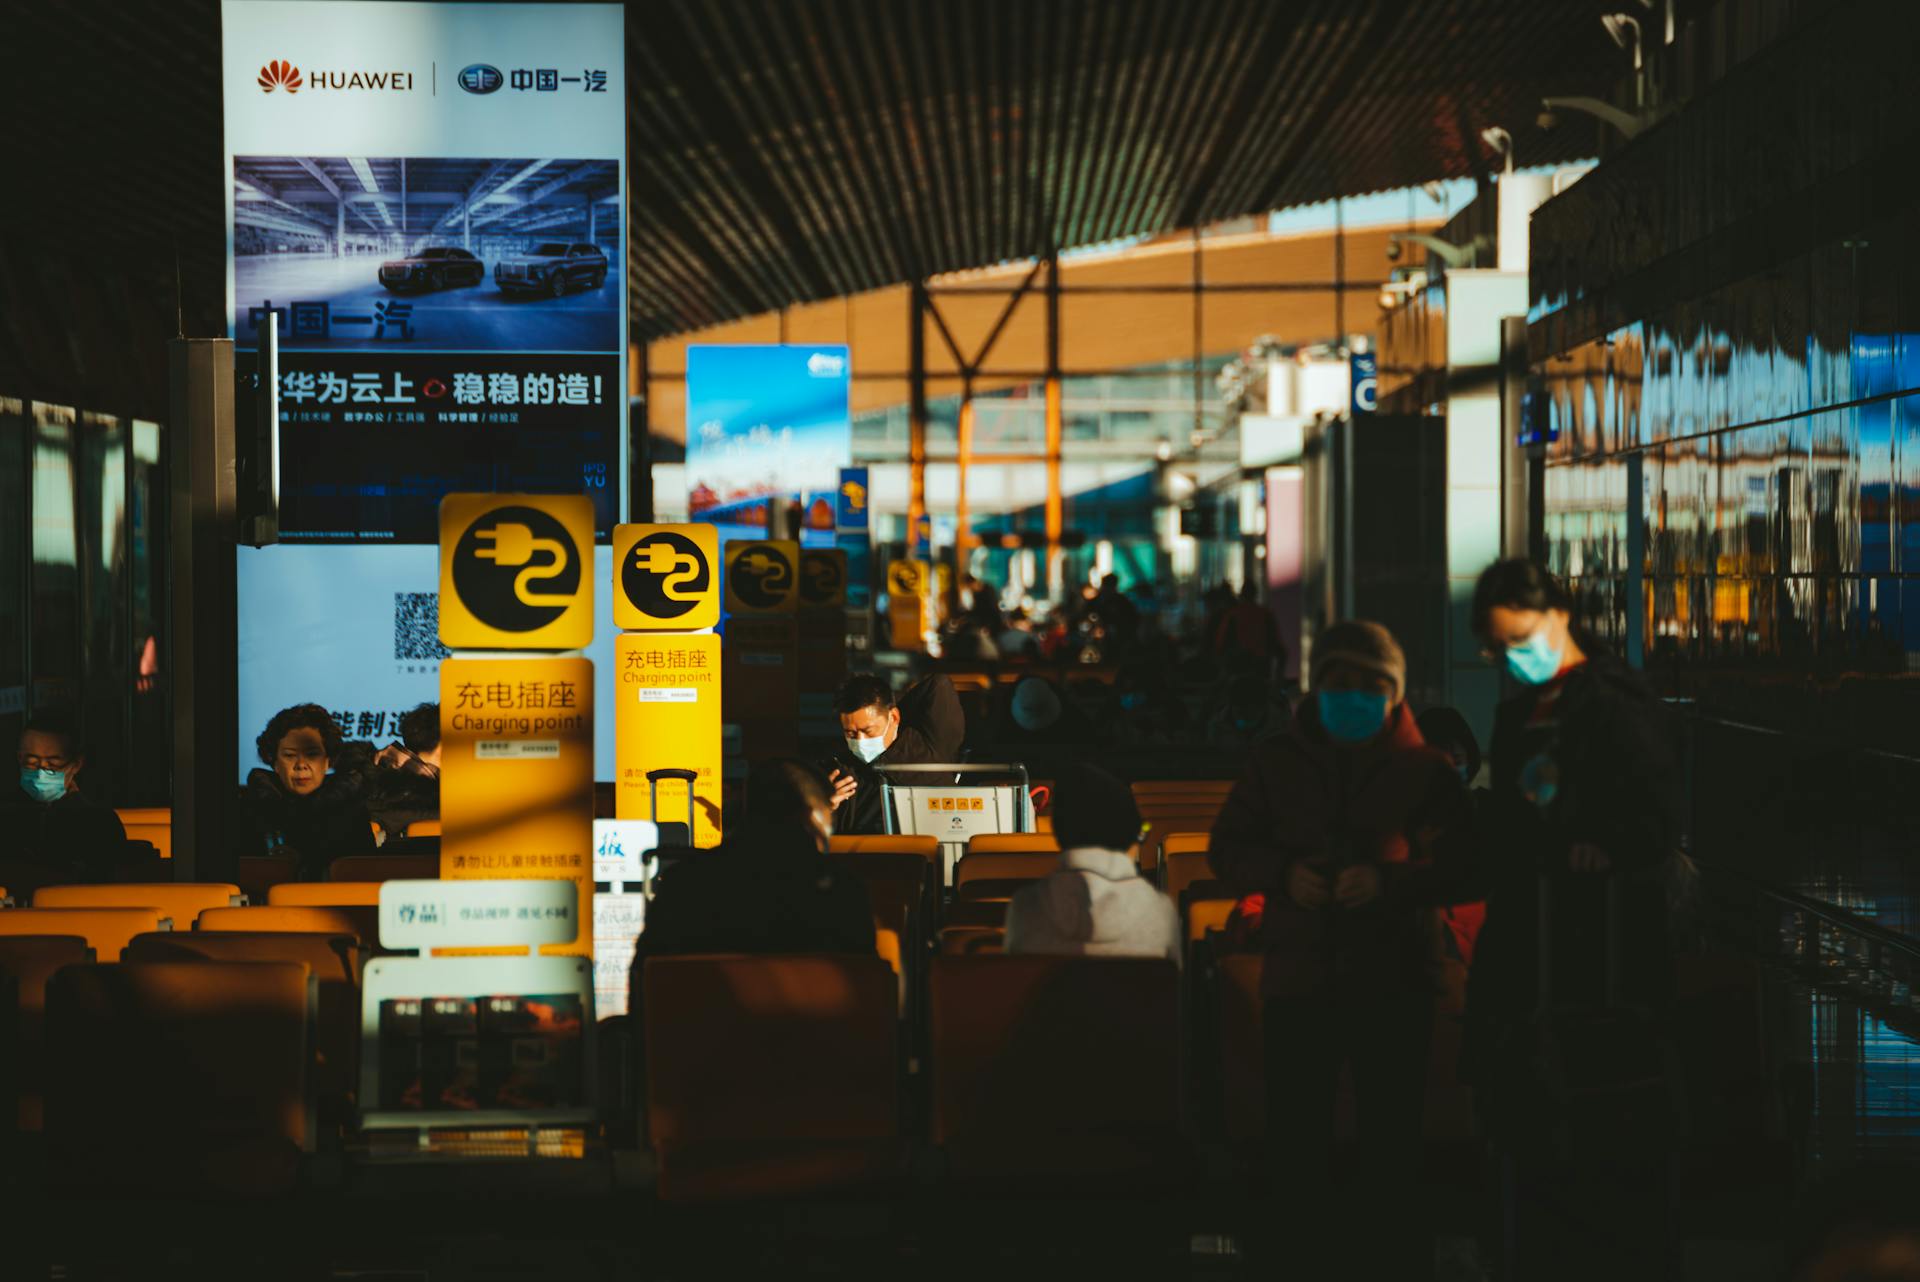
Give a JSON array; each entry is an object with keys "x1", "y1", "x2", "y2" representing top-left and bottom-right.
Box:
[{"x1": 394, "y1": 593, "x2": 451, "y2": 661}]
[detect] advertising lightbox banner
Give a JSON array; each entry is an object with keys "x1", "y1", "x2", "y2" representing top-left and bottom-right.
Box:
[
  {"x1": 685, "y1": 345, "x2": 851, "y2": 547},
  {"x1": 223, "y1": 0, "x2": 625, "y2": 776},
  {"x1": 236, "y1": 543, "x2": 621, "y2": 781}
]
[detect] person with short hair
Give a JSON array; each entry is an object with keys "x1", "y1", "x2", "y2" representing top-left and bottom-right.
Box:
[
  {"x1": 630, "y1": 759, "x2": 875, "y2": 985},
  {"x1": 826, "y1": 673, "x2": 965, "y2": 834},
  {"x1": 1, "y1": 712, "x2": 129, "y2": 889},
  {"x1": 339, "y1": 701, "x2": 442, "y2": 838},
  {"x1": 1209, "y1": 619, "x2": 1472, "y2": 1280},
  {"x1": 236, "y1": 703, "x2": 375, "y2": 878},
  {"x1": 1003, "y1": 765, "x2": 1180, "y2": 966}
]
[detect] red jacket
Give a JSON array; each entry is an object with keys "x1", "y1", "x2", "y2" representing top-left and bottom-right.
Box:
[{"x1": 1208, "y1": 700, "x2": 1473, "y2": 999}]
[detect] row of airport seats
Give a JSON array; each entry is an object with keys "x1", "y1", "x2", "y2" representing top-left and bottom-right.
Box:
[{"x1": 109, "y1": 807, "x2": 442, "y2": 863}]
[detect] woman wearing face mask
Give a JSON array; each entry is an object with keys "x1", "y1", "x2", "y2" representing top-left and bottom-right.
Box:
[
  {"x1": 236, "y1": 703, "x2": 376, "y2": 879},
  {"x1": 1465, "y1": 562, "x2": 1681, "y2": 1145},
  {"x1": 1209, "y1": 620, "x2": 1472, "y2": 1281}
]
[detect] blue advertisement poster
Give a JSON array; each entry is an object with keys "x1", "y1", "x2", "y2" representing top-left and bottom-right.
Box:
[
  {"x1": 222, "y1": 0, "x2": 626, "y2": 778},
  {"x1": 685, "y1": 344, "x2": 852, "y2": 548}
]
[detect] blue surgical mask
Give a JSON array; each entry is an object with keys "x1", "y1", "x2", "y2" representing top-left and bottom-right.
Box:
[
  {"x1": 1317, "y1": 690, "x2": 1390, "y2": 744},
  {"x1": 20, "y1": 767, "x2": 66, "y2": 803},
  {"x1": 1505, "y1": 627, "x2": 1565, "y2": 686},
  {"x1": 846, "y1": 734, "x2": 887, "y2": 763}
]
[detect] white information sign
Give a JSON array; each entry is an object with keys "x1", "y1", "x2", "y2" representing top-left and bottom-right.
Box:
[
  {"x1": 378, "y1": 877, "x2": 578, "y2": 949},
  {"x1": 592, "y1": 819, "x2": 659, "y2": 883}
]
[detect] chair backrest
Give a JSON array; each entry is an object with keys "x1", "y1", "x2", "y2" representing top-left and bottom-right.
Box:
[
  {"x1": 642, "y1": 954, "x2": 897, "y2": 1199},
  {"x1": 954, "y1": 850, "x2": 1059, "y2": 889},
  {"x1": 268, "y1": 881, "x2": 384, "y2": 907},
  {"x1": 1161, "y1": 832, "x2": 1210, "y2": 858},
  {"x1": 124, "y1": 931, "x2": 361, "y2": 1121},
  {"x1": 405, "y1": 819, "x2": 442, "y2": 838},
  {"x1": 1130, "y1": 779, "x2": 1235, "y2": 798},
  {"x1": 35, "y1": 883, "x2": 241, "y2": 921},
  {"x1": 1138, "y1": 812, "x2": 1223, "y2": 872},
  {"x1": 1216, "y1": 953, "x2": 1265, "y2": 1144},
  {"x1": 235, "y1": 855, "x2": 299, "y2": 905},
  {"x1": 116, "y1": 808, "x2": 173, "y2": 860},
  {"x1": 965, "y1": 833, "x2": 1060, "y2": 857},
  {"x1": 937, "y1": 926, "x2": 1004, "y2": 956},
  {"x1": 43, "y1": 961, "x2": 312, "y2": 1188},
  {"x1": 828, "y1": 848, "x2": 932, "y2": 888},
  {"x1": 0, "y1": 935, "x2": 97, "y2": 1133},
  {"x1": 196, "y1": 904, "x2": 366, "y2": 938},
  {"x1": 928, "y1": 955, "x2": 1180, "y2": 1174},
  {"x1": 1186, "y1": 896, "x2": 1236, "y2": 944},
  {"x1": 940, "y1": 899, "x2": 1007, "y2": 931},
  {"x1": 0, "y1": 908, "x2": 165, "y2": 960},
  {"x1": 829, "y1": 834, "x2": 942, "y2": 866},
  {"x1": 0, "y1": 935, "x2": 95, "y2": 1024},
  {"x1": 1163, "y1": 848, "x2": 1217, "y2": 901},
  {"x1": 324, "y1": 853, "x2": 439, "y2": 884}
]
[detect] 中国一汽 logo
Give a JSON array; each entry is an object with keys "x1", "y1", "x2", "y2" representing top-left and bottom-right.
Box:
[
  {"x1": 258, "y1": 60, "x2": 302, "y2": 93},
  {"x1": 458, "y1": 64, "x2": 503, "y2": 94}
]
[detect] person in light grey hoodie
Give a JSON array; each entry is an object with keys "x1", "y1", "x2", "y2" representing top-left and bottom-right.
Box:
[{"x1": 1004, "y1": 765, "x2": 1182, "y2": 967}]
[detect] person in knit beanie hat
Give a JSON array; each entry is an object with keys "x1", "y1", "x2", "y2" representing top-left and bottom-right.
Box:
[{"x1": 1208, "y1": 617, "x2": 1472, "y2": 1278}]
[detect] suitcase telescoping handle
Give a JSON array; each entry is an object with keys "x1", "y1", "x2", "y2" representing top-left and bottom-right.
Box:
[
  {"x1": 646, "y1": 768, "x2": 700, "y2": 847},
  {"x1": 1537, "y1": 870, "x2": 1624, "y2": 1008}
]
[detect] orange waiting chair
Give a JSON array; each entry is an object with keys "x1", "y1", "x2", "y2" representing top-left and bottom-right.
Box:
[
  {"x1": 115, "y1": 807, "x2": 173, "y2": 860},
  {"x1": 1162, "y1": 847, "x2": 1216, "y2": 901},
  {"x1": 35, "y1": 882, "x2": 241, "y2": 922},
  {"x1": 0, "y1": 935, "x2": 96, "y2": 1132},
  {"x1": 642, "y1": 954, "x2": 900, "y2": 1203},
  {"x1": 1130, "y1": 779, "x2": 1235, "y2": 799},
  {"x1": 268, "y1": 881, "x2": 383, "y2": 907},
  {"x1": 197, "y1": 905, "x2": 366, "y2": 938},
  {"x1": 953, "y1": 850, "x2": 1058, "y2": 903},
  {"x1": 126, "y1": 931, "x2": 360, "y2": 1135},
  {"x1": 929, "y1": 955, "x2": 1184, "y2": 1188},
  {"x1": 0, "y1": 908, "x2": 165, "y2": 960},
  {"x1": 965, "y1": 833, "x2": 1059, "y2": 856},
  {"x1": 404, "y1": 819, "x2": 442, "y2": 838},
  {"x1": 1185, "y1": 896, "x2": 1237, "y2": 948},
  {"x1": 43, "y1": 960, "x2": 312, "y2": 1194},
  {"x1": 830, "y1": 834, "x2": 941, "y2": 871},
  {"x1": 325, "y1": 853, "x2": 438, "y2": 883},
  {"x1": 937, "y1": 926, "x2": 1003, "y2": 956},
  {"x1": 236, "y1": 855, "x2": 300, "y2": 906}
]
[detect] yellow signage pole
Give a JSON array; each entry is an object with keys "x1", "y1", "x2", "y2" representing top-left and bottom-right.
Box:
[
  {"x1": 722, "y1": 539, "x2": 800, "y2": 760},
  {"x1": 888, "y1": 558, "x2": 930, "y2": 652},
  {"x1": 611, "y1": 523, "x2": 723, "y2": 848},
  {"x1": 436, "y1": 493, "x2": 597, "y2": 959}
]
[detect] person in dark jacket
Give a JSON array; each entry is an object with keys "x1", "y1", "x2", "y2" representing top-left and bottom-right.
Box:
[
  {"x1": 1, "y1": 712, "x2": 130, "y2": 892},
  {"x1": 826, "y1": 673, "x2": 965, "y2": 834},
  {"x1": 236, "y1": 704, "x2": 376, "y2": 879},
  {"x1": 628, "y1": 760, "x2": 876, "y2": 1020},
  {"x1": 336, "y1": 702, "x2": 441, "y2": 839},
  {"x1": 1209, "y1": 620, "x2": 1472, "y2": 1281}
]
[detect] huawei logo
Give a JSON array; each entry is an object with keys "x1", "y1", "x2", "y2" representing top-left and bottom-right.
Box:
[{"x1": 257, "y1": 60, "x2": 303, "y2": 93}]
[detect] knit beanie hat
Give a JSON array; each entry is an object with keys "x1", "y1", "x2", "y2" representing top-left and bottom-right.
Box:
[
  {"x1": 1311, "y1": 620, "x2": 1406, "y2": 703},
  {"x1": 1010, "y1": 677, "x2": 1063, "y2": 732}
]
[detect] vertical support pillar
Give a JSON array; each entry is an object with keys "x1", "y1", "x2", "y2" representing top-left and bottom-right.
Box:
[
  {"x1": 336, "y1": 198, "x2": 345, "y2": 259},
  {"x1": 1626, "y1": 452, "x2": 1646, "y2": 669},
  {"x1": 955, "y1": 384, "x2": 973, "y2": 571},
  {"x1": 463, "y1": 200, "x2": 471, "y2": 252},
  {"x1": 1499, "y1": 315, "x2": 1532, "y2": 559},
  {"x1": 909, "y1": 282, "x2": 928, "y2": 550},
  {"x1": 168, "y1": 339, "x2": 240, "y2": 882},
  {"x1": 1044, "y1": 254, "x2": 1063, "y2": 595}
]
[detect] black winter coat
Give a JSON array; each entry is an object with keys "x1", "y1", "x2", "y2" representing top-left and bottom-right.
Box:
[
  {"x1": 1470, "y1": 654, "x2": 1682, "y2": 1026},
  {"x1": 830, "y1": 675, "x2": 967, "y2": 835},
  {"x1": 234, "y1": 769, "x2": 376, "y2": 879},
  {"x1": 0, "y1": 783, "x2": 130, "y2": 892}
]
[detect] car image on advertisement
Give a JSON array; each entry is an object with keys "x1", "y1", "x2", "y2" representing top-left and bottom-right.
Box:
[
  {"x1": 495, "y1": 242, "x2": 609, "y2": 297},
  {"x1": 377, "y1": 246, "x2": 487, "y2": 293}
]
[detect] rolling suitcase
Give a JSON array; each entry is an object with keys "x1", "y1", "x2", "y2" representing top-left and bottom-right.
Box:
[
  {"x1": 1500, "y1": 872, "x2": 1682, "y2": 1281},
  {"x1": 642, "y1": 768, "x2": 701, "y2": 897}
]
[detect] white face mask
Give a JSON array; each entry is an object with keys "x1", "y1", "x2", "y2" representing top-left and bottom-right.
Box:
[{"x1": 846, "y1": 734, "x2": 887, "y2": 763}]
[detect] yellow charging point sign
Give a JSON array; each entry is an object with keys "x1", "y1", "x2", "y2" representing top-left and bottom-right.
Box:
[
  {"x1": 615, "y1": 633, "x2": 723, "y2": 847},
  {"x1": 724, "y1": 540, "x2": 800, "y2": 614},
  {"x1": 439, "y1": 494, "x2": 595, "y2": 650},
  {"x1": 613, "y1": 523, "x2": 719, "y2": 631},
  {"x1": 439, "y1": 656, "x2": 595, "y2": 957}
]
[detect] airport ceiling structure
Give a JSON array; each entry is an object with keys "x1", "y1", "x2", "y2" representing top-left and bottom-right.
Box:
[{"x1": 10, "y1": 0, "x2": 1655, "y2": 372}]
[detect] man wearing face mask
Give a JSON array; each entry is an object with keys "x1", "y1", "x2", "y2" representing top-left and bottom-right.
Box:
[
  {"x1": 1, "y1": 713, "x2": 130, "y2": 890},
  {"x1": 1208, "y1": 620, "x2": 1472, "y2": 1281},
  {"x1": 826, "y1": 672, "x2": 965, "y2": 835},
  {"x1": 1466, "y1": 562, "x2": 1680, "y2": 1188}
]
